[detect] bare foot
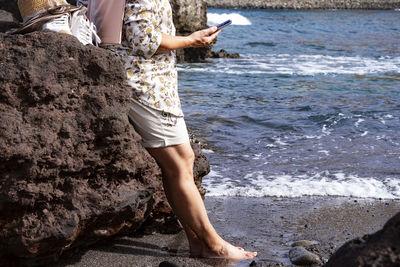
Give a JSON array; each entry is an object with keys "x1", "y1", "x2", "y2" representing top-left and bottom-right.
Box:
[
  {"x1": 189, "y1": 239, "x2": 250, "y2": 258},
  {"x1": 182, "y1": 225, "x2": 256, "y2": 259},
  {"x1": 200, "y1": 240, "x2": 257, "y2": 260}
]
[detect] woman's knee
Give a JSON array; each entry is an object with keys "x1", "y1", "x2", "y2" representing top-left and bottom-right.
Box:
[
  {"x1": 186, "y1": 147, "x2": 195, "y2": 168},
  {"x1": 174, "y1": 142, "x2": 195, "y2": 168},
  {"x1": 167, "y1": 146, "x2": 195, "y2": 178},
  {"x1": 148, "y1": 142, "x2": 195, "y2": 178},
  {"x1": 176, "y1": 150, "x2": 195, "y2": 177}
]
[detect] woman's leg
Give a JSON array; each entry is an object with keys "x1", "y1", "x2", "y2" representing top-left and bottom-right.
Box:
[{"x1": 146, "y1": 142, "x2": 257, "y2": 260}]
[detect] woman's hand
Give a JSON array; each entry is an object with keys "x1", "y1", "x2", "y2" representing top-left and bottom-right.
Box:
[
  {"x1": 157, "y1": 27, "x2": 221, "y2": 53},
  {"x1": 186, "y1": 27, "x2": 220, "y2": 48}
]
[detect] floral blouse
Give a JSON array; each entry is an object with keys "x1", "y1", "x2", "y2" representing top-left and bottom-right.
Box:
[{"x1": 107, "y1": 0, "x2": 183, "y2": 117}]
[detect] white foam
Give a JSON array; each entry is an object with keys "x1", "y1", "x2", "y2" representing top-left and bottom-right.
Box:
[
  {"x1": 376, "y1": 135, "x2": 385, "y2": 140},
  {"x1": 201, "y1": 149, "x2": 214, "y2": 154},
  {"x1": 203, "y1": 170, "x2": 400, "y2": 199},
  {"x1": 322, "y1": 124, "x2": 332, "y2": 135},
  {"x1": 207, "y1": 12, "x2": 252, "y2": 26},
  {"x1": 274, "y1": 138, "x2": 288, "y2": 146},
  {"x1": 318, "y1": 150, "x2": 330, "y2": 156},
  {"x1": 355, "y1": 118, "x2": 365, "y2": 127},
  {"x1": 178, "y1": 54, "x2": 400, "y2": 76},
  {"x1": 252, "y1": 153, "x2": 263, "y2": 160}
]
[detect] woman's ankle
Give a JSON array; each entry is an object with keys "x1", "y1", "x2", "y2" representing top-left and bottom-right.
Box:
[{"x1": 200, "y1": 235, "x2": 226, "y2": 255}]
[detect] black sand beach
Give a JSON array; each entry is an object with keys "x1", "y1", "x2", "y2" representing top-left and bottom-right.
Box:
[{"x1": 56, "y1": 197, "x2": 400, "y2": 266}]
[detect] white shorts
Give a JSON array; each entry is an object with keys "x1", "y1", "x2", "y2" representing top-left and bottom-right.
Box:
[{"x1": 128, "y1": 98, "x2": 189, "y2": 148}]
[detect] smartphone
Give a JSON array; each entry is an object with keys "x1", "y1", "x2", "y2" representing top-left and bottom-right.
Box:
[{"x1": 216, "y1": 19, "x2": 232, "y2": 30}]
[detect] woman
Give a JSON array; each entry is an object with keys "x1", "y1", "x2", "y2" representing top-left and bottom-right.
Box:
[{"x1": 108, "y1": 0, "x2": 257, "y2": 260}]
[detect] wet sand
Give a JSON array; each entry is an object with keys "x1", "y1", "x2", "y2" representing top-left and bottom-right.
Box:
[{"x1": 56, "y1": 196, "x2": 400, "y2": 267}]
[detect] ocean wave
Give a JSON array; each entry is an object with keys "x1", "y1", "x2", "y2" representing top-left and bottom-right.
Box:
[
  {"x1": 201, "y1": 148, "x2": 214, "y2": 154},
  {"x1": 178, "y1": 54, "x2": 400, "y2": 76},
  {"x1": 204, "y1": 170, "x2": 400, "y2": 199},
  {"x1": 207, "y1": 12, "x2": 252, "y2": 26}
]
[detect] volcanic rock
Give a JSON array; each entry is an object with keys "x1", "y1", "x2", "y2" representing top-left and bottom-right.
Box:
[
  {"x1": 0, "y1": 0, "x2": 21, "y2": 21},
  {"x1": 207, "y1": 49, "x2": 240, "y2": 58},
  {"x1": 324, "y1": 212, "x2": 400, "y2": 267},
  {"x1": 0, "y1": 31, "x2": 209, "y2": 265},
  {"x1": 0, "y1": 9, "x2": 19, "y2": 33},
  {"x1": 289, "y1": 246, "x2": 322, "y2": 266},
  {"x1": 169, "y1": 0, "x2": 211, "y2": 62}
]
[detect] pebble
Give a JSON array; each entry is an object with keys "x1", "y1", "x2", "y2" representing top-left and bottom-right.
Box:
[
  {"x1": 249, "y1": 260, "x2": 258, "y2": 266},
  {"x1": 291, "y1": 240, "x2": 319, "y2": 247},
  {"x1": 289, "y1": 246, "x2": 322, "y2": 265}
]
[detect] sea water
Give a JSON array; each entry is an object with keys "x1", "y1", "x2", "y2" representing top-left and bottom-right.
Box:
[{"x1": 178, "y1": 9, "x2": 400, "y2": 199}]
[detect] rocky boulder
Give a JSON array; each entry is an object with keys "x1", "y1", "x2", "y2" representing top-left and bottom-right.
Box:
[
  {"x1": 0, "y1": 9, "x2": 19, "y2": 33},
  {"x1": 0, "y1": 31, "x2": 209, "y2": 266},
  {"x1": 0, "y1": 0, "x2": 21, "y2": 21},
  {"x1": 325, "y1": 212, "x2": 400, "y2": 267},
  {"x1": 0, "y1": 0, "x2": 20, "y2": 34},
  {"x1": 169, "y1": 0, "x2": 211, "y2": 62},
  {"x1": 207, "y1": 49, "x2": 240, "y2": 59}
]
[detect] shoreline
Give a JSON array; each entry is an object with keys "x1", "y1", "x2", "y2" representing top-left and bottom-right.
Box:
[
  {"x1": 56, "y1": 196, "x2": 400, "y2": 266},
  {"x1": 206, "y1": 0, "x2": 400, "y2": 10}
]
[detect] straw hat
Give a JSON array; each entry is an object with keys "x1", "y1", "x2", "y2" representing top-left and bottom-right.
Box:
[{"x1": 18, "y1": 0, "x2": 68, "y2": 21}]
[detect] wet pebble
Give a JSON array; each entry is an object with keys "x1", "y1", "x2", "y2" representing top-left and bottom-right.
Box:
[
  {"x1": 249, "y1": 260, "x2": 258, "y2": 266},
  {"x1": 289, "y1": 246, "x2": 322, "y2": 265},
  {"x1": 291, "y1": 240, "x2": 319, "y2": 247}
]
